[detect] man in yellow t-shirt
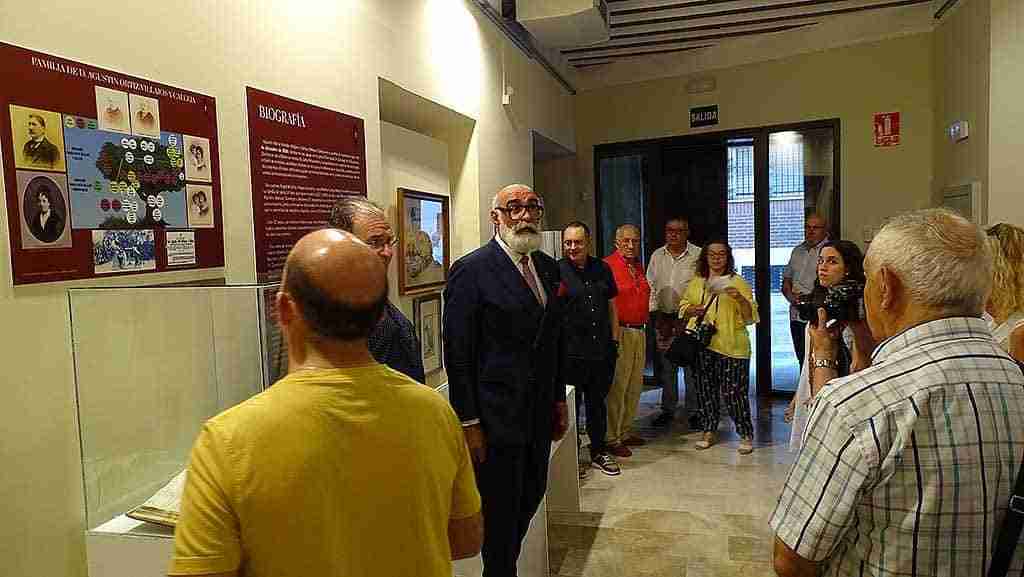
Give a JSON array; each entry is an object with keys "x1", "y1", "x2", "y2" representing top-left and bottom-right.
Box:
[{"x1": 169, "y1": 229, "x2": 482, "y2": 577}]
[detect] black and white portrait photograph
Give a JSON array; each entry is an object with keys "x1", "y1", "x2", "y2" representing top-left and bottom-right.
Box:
[
  {"x1": 18, "y1": 171, "x2": 71, "y2": 249},
  {"x1": 186, "y1": 184, "x2": 214, "y2": 228},
  {"x1": 129, "y1": 94, "x2": 161, "y2": 138},
  {"x1": 183, "y1": 134, "x2": 212, "y2": 183},
  {"x1": 95, "y1": 86, "x2": 130, "y2": 134}
]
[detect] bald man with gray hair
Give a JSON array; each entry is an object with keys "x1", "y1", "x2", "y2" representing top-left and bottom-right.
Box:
[{"x1": 771, "y1": 209, "x2": 1024, "y2": 577}]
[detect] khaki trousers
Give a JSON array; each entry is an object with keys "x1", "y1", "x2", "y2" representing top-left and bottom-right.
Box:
[{"x1": 606, "y1": 327, "x2": 646, "y2": 445}]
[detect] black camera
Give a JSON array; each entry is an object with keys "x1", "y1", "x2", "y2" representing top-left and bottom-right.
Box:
[{"x1": 796, "y1": 282, "x2": 864, "y2": 325}]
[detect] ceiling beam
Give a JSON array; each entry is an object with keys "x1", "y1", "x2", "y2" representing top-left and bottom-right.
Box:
[
  {"x1": 566, "y1": 22, "x2": 814, "y2": 57},
  {"x1": 609, "y1": 0, "x2": 930, "y2": 32},
  {"x1": 613, "y1": 0, "x2": 831, "y2": 18},
  {"x1": 568, "y1": 44, "x2": 714, "y2": 64},
  {"x1": 565, "y1": 17, "x2": 820, "y2": 52}
]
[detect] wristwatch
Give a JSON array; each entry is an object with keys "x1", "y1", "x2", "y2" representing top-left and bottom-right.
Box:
[{"x1": 812, "y1": 358, "x2": 839, "y2": 370}]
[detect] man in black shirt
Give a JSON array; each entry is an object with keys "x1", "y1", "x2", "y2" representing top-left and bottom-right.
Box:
[{"x1": 558, "y1": 221, "x2": 621, "y2": 476}]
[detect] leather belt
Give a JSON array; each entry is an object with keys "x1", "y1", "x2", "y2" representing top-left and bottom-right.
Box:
[{"x1": 621, "y1": 323, "x2": 646, "y2": 330}]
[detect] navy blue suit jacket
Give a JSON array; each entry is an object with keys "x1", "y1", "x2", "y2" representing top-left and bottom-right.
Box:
[{"x1": 443, "y1": 239, "x2": 565, "y2": 447}]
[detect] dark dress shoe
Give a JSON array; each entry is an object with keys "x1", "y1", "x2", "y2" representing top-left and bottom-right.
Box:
[
  {"x1": 623, "y1": 435, "x2": 646, "y2": 447},
  {"x1": 608, "y1": 443, "x2": 632, "y2": 458}
]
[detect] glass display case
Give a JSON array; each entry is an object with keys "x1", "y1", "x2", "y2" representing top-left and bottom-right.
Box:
[{"x1": 70, "y1": 284, "x2": 279, "y2": 535}]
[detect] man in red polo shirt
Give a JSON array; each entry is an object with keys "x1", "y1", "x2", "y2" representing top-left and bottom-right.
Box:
[{"x1": 603, "y1": 224, "x2": 651, "y2": 457}]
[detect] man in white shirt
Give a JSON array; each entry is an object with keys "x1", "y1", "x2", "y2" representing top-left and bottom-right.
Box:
[
  {"x1": 781, "y1": 214, "x2": 828, "y2": 369},
  {"x1": 647, "y1": 217, "x2": 701, "y2": 428}
]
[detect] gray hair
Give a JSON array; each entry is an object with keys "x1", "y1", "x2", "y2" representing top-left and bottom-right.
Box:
[
  {"x1": 615, "y1": 224, "x2": 640, "y2": 239},
  {"x1": 328, "y1": 196, "x2": 385, "y2": 232},
  {"x1": 492, "y1": 184, "x2": 540, "y2": 210},
  {"x1": 866, "y1": 208, "x2": 992, "y2": 315}
]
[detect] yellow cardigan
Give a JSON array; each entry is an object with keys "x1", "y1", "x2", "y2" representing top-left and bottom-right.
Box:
[{"x1": 678, "y1": 275, "x2": 759, "y2": 359}]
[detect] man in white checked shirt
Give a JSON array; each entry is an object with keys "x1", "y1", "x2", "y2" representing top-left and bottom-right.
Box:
[{"x1": 771, "y1": 208, "x2": 1024, "y2": 577}]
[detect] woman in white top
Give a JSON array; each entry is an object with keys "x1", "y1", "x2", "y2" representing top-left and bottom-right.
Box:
[
  {"x1": 985, "y1": 223, "x2": 1024, "y2": 364},
  {"x1": 785, "y1": 240, "x2": 873, "y2": 450}
]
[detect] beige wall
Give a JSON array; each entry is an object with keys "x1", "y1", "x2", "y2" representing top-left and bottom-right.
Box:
[
  {"x1": 930, "y1": 0, "x2": 1023, "y2": 227},
  {"x1": 380, "y1": 121, "x2": 449, "y2": 388},
  {"x1": 535, "y1": 154, "x2": 579, "y2": 232},
  {"x1": 575, "y1": 33, "x2": 936, "y2": 244},
  {"x1": 0, "y1": 1, "x2": 574, "y2": 575},
  {"x1": 932, "y1": 0, "x2": 991, "y2": 217},
  {"x1": 988, "y1": 0, "x2": 1024, "y2": 226}
]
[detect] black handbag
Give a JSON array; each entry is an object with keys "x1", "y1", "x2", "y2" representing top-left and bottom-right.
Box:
[{"x1": 665, "y1": 291, "x2": 719, "y2": 368}]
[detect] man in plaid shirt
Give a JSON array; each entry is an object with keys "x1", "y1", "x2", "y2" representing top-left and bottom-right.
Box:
[{"x1": 771, "y1": 208, "x2": 1024, "y2": 576}]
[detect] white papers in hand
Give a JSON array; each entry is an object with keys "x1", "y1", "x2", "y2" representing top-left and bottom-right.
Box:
[{"x1": 707, "y1": 276, "x2": 731, "y2": 294}]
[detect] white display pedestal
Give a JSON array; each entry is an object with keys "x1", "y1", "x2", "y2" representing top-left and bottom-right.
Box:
[
  {"x1": 452, "y1": 386, "x2": 579, "y2": 577},
  {"x1": 84, "y1": 386, "x2": 580, "y2": 577},
  {"x1": 86, "y1": 516, "x2": 173, "y2": 577}
]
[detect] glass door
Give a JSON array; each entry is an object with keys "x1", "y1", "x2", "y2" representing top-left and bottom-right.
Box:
[
  {"x1": 726, "y1": 138, "x2": 758, "y2": 382},
  {"x1": 766, "y1": 127, "x2": 838, "y2": 393},
  {"x1": 597, "y1": 154, "x2": 646, "y2": 258}
]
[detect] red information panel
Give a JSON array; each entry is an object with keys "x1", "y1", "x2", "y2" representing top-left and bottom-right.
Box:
[
  {"x1": 247, "y1": 87, "x2": 366, "y2": 282},
  {"x1": 874, "y1": 111, "x2": 901, "y2": 147},
  {"x1": 0, "y1": 42, "x2": 224, "y2": 285}
]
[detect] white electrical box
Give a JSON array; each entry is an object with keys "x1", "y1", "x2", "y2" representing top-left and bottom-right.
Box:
[{"x1": 949, "y1": 120, "x2": 970, "y2": 142}]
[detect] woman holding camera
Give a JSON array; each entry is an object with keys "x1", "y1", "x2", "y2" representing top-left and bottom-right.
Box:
[
  {"x1": 785, "y1": 240, "x2": 873, "y2": 449},
  {"x1": 985, "y1": 223, "x2": 1024, "y2": 364},
  {"x1": 678, "y1": 241, "x2": 759, "y2": 454}
]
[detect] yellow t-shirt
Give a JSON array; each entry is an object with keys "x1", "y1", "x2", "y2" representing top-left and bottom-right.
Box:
[
  {"x1": 169, "y1": 364, "x2": 481, "y2": 577},
  {"x1": 678, "y1": 275, "x2": 759, "y2": 359}
]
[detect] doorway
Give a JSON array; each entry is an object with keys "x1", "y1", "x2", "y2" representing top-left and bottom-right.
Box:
[{"x1": 595, "y1": 119, "x2": 840, "y2": 396}]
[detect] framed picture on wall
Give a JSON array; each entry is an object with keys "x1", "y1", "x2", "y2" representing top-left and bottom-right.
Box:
[
  {"x1": 398, "y1": 187, "x2": 450, "y2": 294},
  {"x1": 413, "y1": 292, "x2": 443, "y2": 375}
]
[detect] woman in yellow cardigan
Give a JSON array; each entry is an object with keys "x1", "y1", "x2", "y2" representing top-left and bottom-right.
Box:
[{"x1": 678, "y1": 240, "x2": 759, "y2": 454}]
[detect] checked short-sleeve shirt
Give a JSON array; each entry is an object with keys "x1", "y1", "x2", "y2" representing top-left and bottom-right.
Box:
[{"x1": 770, "y1": 317, "x2": 1024, "y2": 576}]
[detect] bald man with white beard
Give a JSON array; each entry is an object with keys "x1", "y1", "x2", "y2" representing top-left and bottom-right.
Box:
[{"x1": 443, "y1": 184, "x2": 569, "y2": 577}]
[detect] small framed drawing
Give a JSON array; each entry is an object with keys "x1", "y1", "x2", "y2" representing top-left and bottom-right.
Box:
[
  {"x1": 398, "y1": 187, "x2": 449, "y2": 295},
  {"x1": 413, "y1": 293, "x2": 443, "y2": 375}
]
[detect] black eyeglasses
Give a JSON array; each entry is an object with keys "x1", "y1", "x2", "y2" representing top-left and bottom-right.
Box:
[
  {"x1": 495, "y1": 202, "x2": 544, "y2": 219},
  {"x1": 367, "y1": 237, "x2": 400, "y2": 250}
]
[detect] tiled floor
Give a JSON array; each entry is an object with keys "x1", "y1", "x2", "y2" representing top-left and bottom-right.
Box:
[{"x1": 547, "y1": 388, "x2": 795, "y2": 576}]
